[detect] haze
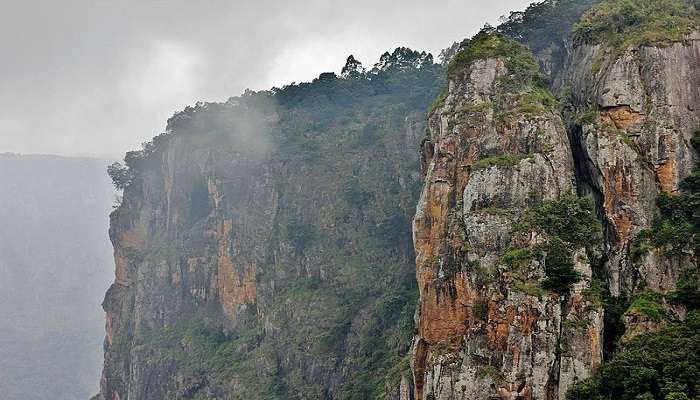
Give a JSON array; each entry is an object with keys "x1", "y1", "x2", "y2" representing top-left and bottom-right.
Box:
[{"x1": 0, "y1": 0, "x2": 532, "y2": 159}]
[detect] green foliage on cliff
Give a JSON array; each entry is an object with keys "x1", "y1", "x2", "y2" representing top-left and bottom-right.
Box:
[
  {"x1": 108, "y1": 47, "x2": 443, "y2": 400},
  {"x1": 530, "y1": 194, "x2": 602, "y2": 247},
  {"x1": 448, "y1": 30, "x2": 541, "y2": 86},
  {"x1": 626, "y1": 290, "x2": 669, "y2": 321},
  {"x1": 567, "y1": 310, "x2": 700, "y2": 400},
  {"x1": 572, "y1": 0, "x2": 700, "y2": 47},
  {"x1": 670, "y1": 268, "x2": 700, "y2": 309},
  {"x1": 472, "y1": 153, "x2": 532, "y2": 170},
  {"x1": 511, "y1": 194, "x2": 602, "y2": 295},
  {"x1": 632, "y1": 131, "x2": 700, "y2": 260},
  {"x1": 498, "y1": 0, "x2": 597, "y2": 53}
]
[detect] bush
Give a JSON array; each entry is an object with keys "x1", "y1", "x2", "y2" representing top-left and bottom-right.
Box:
[
  {"x1": 567, "y1": 311, "x2": 700, "y2": 400},
  {"x1": 510, "y1": 194, "x2": 603, "y2": 295},
  {"x1": 472, "y1": 154, "x2": 531, "y2": 170},
  {"x1": 632, "y1": 130, "x2": 700, "y2": 259},
  {"x1": 447, "y1": 29, "x2": 541, "y2": 88},
  {"x1": 541, "y1": 238, "x2": 582, "y2": 294},
  {"x1": 107, "y1": 162, "x2": 133, "y2": 190},
  {"x1": 670, "y1": 269, "x2": 700, "y2": 309},
  {"x1": 531, "y1": 194, "x2": 602, "y2": 248},
  {"x1": 626, "y1": 290, "x2": 669, "y2": 321},
  {"x1": 572, "y1": 0, "x2": 700, "y2": 48}
]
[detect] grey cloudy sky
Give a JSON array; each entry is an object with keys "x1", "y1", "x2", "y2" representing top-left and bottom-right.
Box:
[{"x1": 0, "y1": 0, "x2": 532, "y2": 159}]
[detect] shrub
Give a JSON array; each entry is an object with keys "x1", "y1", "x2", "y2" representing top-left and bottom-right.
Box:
[
  {"x1": 567, "y1": 311, "x2": 700, "y2": 400},
  {"x1": 632, "y1": 130, "x2": 700, "y2": 259},
  {"x1": 107, "y1": 162, "x2": 133, "y2": 190},
  {"x1": 510, "y1": 194, "x2": 603, "y2": 295},
  {"x1": 447, "y1": 29, "x2": 542, "y2": 89},
  {"x1": 670, "y1": 269, "x2": 700, "y2": 309},
  {"x1": 572, "y1": 0, "x2": 700, "y2": 48},
  {"x1": 626, "y1": 290, "x2": 669, "y2": 321},
  {"x1": 472, "y1": 154, "x2": 531, "y2": 170},
  {"x1": 540, "y1": 238, "x2": 582, "y2": 294},
  {"x1": 530, "y1": 194, "x2": 602, "y2": 248}
]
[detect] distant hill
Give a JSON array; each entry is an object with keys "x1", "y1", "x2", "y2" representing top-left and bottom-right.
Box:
[{"x1": 0, "y1": 153, "x2": 114, "y2": 400}]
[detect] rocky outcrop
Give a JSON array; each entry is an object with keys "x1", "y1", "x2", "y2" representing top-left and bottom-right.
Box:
[
  {"x1": 412, "y1": 34, "x2": 604, "y2": 400},
  {"x1": 98, "y1": 53, "x2": 444, "y2": 400},
  {"x1": 560, "y1": 32, "x2": 700, "y2": 298},
  {"x1": 411, "y1": 12, "x2": 700, "y2": 397}
]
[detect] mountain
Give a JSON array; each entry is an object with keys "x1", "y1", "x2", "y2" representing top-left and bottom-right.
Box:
[
  {"x1": 98, "y1": 49, "x2": 443, "y2": 400},
  {"x1": 414, "y1": 0, "x2": 700, "y2": 399},
  {"x1": 95, "y1": 1, "x2": 700, "y2": 399},
  {"x1": 0, "y1": 154, "x2": 115, "y2": 400}
]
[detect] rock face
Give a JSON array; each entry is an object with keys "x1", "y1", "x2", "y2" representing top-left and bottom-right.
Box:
[
  {"x1": 560, "y1": 32, "x2": 700, "y2": 298},
  {"x1": 410, "y1": 17, "x2": 700, "y2": 399},
  {"x1": 412, "y1": 34, "x2": 604, "y2": 400},
  {"x1": 99, "y1": 51, "x2": 444, "y2": 400},
  {"x1": 97, "y1": 5, "x2": 700, "y2": 399}
]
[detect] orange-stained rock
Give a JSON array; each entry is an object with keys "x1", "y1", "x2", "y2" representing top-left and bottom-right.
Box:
[
  {"x1": 418, "y1": 271, "x2": 475, "y2": 343},
  {"x1": 216, "y1": 218, "x2": 257, "y2": 321},
  {"x1": 601, "y1": 105, "x2": 641, "y2": 130}
]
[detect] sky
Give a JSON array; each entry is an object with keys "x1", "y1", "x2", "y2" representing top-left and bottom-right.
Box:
[{"x1": 0, "y1": 0, "x2": 533, "y2": 159}]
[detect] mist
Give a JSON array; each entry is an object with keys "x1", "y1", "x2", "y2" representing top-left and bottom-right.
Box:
[
  {"x1": 0, "y1": 0, "x2": 532, "y2": 159},
  {"x1": 0, "y1": 154, "x2": 115, "y2": 400}
]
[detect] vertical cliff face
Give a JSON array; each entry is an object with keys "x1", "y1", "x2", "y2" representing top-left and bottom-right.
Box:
[
  {"x1": 413, "y1": 33, "x2": 603, "y2": 400},
  {"x1": 99, "y1": 49, "x2": 444, "y2": 400},
  {"x1": 411, "y1": 1, "x2": 700, "y2": 398},
  {"x1": 561, "y1": 32, "x2": 700, "y2": 298}
]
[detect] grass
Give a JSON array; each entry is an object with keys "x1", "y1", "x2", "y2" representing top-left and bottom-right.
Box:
[
  {"x1": 476, "y1": 365, "x2": 505, "y2": 381},
  {"x1": 513, "y1": 277, "x2": 548, "y2": 298},
  {"x1": 472, "y1": 154, "x2": 531, "y2": 170},
  {"x1": 501, "y1": 247, "x2": 534, "y2": 267},
  {"x1": 564, "y1": 318, "x2": 591, "y2": 330}
]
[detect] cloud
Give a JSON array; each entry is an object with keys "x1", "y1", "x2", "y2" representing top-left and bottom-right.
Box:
[{"x1": 0, "y1": 0, "x2": 533, "y2": 158}]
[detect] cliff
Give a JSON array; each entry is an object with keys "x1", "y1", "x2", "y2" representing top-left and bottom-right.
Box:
[
  {"x1": 99, "y1": 49, "x2": 443, "y2": 400},
  {"x1": 412, "y1": 1, "x2": 700, "y2": 399},
  {"x1": 97, "y1": 1, "x2": 700, "y2": 399}
]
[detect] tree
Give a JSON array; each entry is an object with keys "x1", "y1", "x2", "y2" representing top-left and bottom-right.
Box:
[{"x1": 107, "y1": 162, "x2": 132, "y2": 190}]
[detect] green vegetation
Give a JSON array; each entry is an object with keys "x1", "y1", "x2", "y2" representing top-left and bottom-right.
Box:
[
  {"x1": 448, "y1": 30, "x2": 541, "y2": 87},
  {"x1": 540, "y1": 237, "x2": 582, "y2": 294},
  {"x1": 501, "y1": 247, "x2": 534, "y2": 267},
  {"x1": 573, "y1": 0, "x2": 700, "y2": 48},
  {"x1": 514, "y1": 279, "x2": 549, "y2": 298},
  {"x1": 476, "y1": 365, "x2": 505, "y2": 382},
  {"x1": 478, "y1": 207, "x2": 514, "y2": 217},
  {"x1": 567, "y1": 310, "x2": 700, "y2": 400},
  {"x1": 498, "y1": 0, "x2": 597, "y2": 56},
  {"x1": 516, "y1": 87, "x2": 560, "y2": 113},
  {"x1": 564, "y1": 318, "x2": 591, "y2": 330},
  {"x1": 670, "y1": 268, "x2": 700, "y2": 309},
  {"x1": 510, "y1": 194, "x2": 603, "y2": 295},
  {"x1": 137, "y1": 316, "x2": 284, "y2": 399},
  {"x1": 107, "y1": 161, "x2": 133, "y2": 191},
  {"x1": 631, "y1": 130, "x2": 700, "y2": 260},
  {"x1": 472, "y1": 154, "x2": 531, "y2": 170},
  {"x1": 429, "y1": 86, "x2": 449, "y2": 114},
  {"x1": 626, "y1": 290, "x2": 669, "y2": 321},
  {"x1": 107, "y1": 46, "x2": 444, "y2": 399},
  {"x1": 527, "y1": 194, "x2": 602, "y2": 247}
]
